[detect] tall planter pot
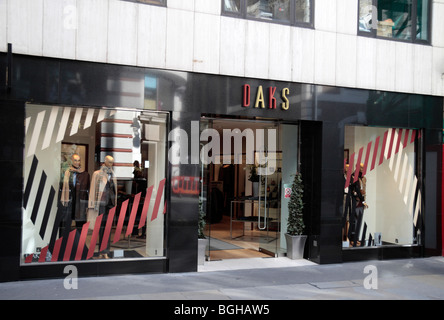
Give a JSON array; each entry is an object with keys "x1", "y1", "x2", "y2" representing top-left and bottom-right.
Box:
[{"x1": 285, "y1": 234, "x2": 307, "y2": 260}]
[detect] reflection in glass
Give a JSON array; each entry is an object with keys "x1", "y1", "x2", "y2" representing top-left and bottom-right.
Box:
[
  {"x1": 359, "y1": 0, "x2": 373, "y2": 32},
  {"x1": 295, "y1": 0, "x2": 311, "y2": 23},
  {"x1": 223, "y1": 0, "x2": 241, "y2": 14},
  {"x1": 416, "y1": 0, "x2": 429, "y2": 41},
  {"x1": 137, "y1": 0, "x2": 166, "y2": 4},
  {"x1": 377, "y1": 0, "x2": 412, "y2": 40},
  {"x1": 247, "y1": 0, "x2": 291, "y2": 23}
]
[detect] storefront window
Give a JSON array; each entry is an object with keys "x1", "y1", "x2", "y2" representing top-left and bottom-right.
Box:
[
  {"x1": 222, "y1": 0, "x2": 313, "y2": 27},
  {"x1": 343, "y1": 126, "x2": 422, "y2": 249},
  {"x1": 22, "y1": 105, "x2": 168, "y2": 263},
  {"x1": 358, "y1": 0, "x2": 430, "y2": 43}
]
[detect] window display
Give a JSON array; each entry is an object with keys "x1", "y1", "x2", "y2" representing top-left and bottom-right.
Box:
[
  {"x1": 22, "y1": 105, "x2": 168, "y2": 263},
  {"x1": 343, "y1": 126, "x2": 422, "y2": 249}
]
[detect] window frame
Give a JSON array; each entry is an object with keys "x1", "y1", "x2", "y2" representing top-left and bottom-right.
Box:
[
  {"x1": 221, "y1": 0, "x2": 315, "y2": 29},
  {"x1": 357, "y1": 0, "x2": 432, "y2": 45},
  {"x1": 121, "y1": 0, "x2": 167, "y2": 7}
]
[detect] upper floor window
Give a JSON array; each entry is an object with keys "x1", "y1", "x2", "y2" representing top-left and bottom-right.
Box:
[
  {"x1": 222, "y1": 0, "x2": 314, "y2": 28},
  {"x1": 125, "y1": 0, "x2": 166, "y2": 6},
  {"x1": 358, "y1": 0, "x2": 430, "y2": 44}
]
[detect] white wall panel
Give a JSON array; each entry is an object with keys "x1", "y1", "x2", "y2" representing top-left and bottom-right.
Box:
[
  {"x1": 165, "y1": 8, "x2": 194, "y2": 71},
  {"x1": 269, "y1": 24, "x2": 292, "y2": 81},
  {"x1": 336, "y1": 0, "x2": 358, "y2": 35},
  {"x1": 245, "y1": 21, "x2": 269, "y2": 79},
  {"x1": 42, "y1": 0, "x2": 77, "y2": 59},
  {"x1": 375, "y1": 39, "x2": 396, "y2": 92},
  {"x1": 314, "y1": 30, "x2": 336, "y2": 85},
  {"x1": 413, "y1": 44, "x2": 432, "y2": 95},
  {"x1": 193, "y1": 13, "x2": 220, "y2": 74},
  {"x1": 315, "y1": 0, "x2": 337, "y2": 32},
  {"x1": 7, "y1": 0, "x2": 43, "y2": 56},
  {"x1": 432, "y1": 3, "x2": 444, "y2": 48},
  {"x1": 137, "y1": 4, "x2": 167, "y2": 68},
  {"x1": 356, "y1": 36, "x2": 376, "y2": 90},
  {"x1": 194, "y1": 0, "x2": 220, "y2": 15},
  {"x1": 291, "y1": 27, "x2": 315, "y2": 84},
  {"x1": 336, "y1": 33, "x2": 357, "y2": 87},
  {"x1": 395, "y1": 42, "x2": 414, "y2": 93},
  {"x1": 168, "y1": 0, "x2": 194, "y2": 11},
  {"x1": 220, "y1": 16, "x2": 246, "y2": 77},
  {"x1": 76, "y1": 0, "x2": 108, "y2": 63},
  {"x1": 107, "y1": 0, "x2": 137, "y2": 66}
]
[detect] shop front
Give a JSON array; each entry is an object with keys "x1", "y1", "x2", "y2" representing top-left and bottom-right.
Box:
[{"x1": 0, "y1": 53, "x2": 442, "y2": 281}]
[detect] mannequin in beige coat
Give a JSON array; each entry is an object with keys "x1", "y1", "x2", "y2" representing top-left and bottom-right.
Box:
[{"x1": 88, "y1": 155, "x2": 117, "y2": 258}]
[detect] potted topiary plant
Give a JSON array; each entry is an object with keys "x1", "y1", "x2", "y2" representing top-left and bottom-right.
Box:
[
  {"x1": 285, "y1": 172, "x2": 307, "y2": 260},
  {"x1": 198, "y1": 199, "x2": 208, "y2": 265}
]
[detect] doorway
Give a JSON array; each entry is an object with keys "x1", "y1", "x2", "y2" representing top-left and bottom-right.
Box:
[{"x1": 200, "y1": 117, "x2": 299, "y2": 261}]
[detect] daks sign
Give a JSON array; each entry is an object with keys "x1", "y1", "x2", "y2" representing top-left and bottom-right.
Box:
[{"x1": 242, "y1": 84, "x2": 290, "y2": 111}]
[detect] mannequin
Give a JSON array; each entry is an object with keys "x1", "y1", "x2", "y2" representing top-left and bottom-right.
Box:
[
  {"x1": 89, "y1": 155, "x2": 117, "y2": 258},
  {"x1": 342, "y1": 164, "x2": 351, "y2": 241},
  {"x1": 59, "y1": 153, "x2": 90, "y2": 259},
  {"x1": 348, "y1": 163, "x2": 368, "y2": 246},
  {"x1": 61, "y1": 153, "x2": 90, "y2": 226},
  {"x1": 354, "y1": 163, "x2": 368, "y2": 246}
]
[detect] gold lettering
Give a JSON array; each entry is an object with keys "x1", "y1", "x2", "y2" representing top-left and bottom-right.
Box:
[
  {"x1": 255, "y1": 86, "x2": 265, "y2": 109},
  {"x1": 281, "y1": 87, "x2": 289, "y2": 110}
]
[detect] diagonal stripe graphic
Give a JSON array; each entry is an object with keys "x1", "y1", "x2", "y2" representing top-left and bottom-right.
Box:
[
  {"x1": 126, "y1": 192, "x2": 141, "y2": 236},
  {"x1": 151, "y1": 179, "x2": 166, "y2": 222},
  {"x1": 27, "y1": 110, "x2": 46, "y2": 158},
  {"x1": 51, "y1": 237, "x2": 63, "y2": 262},
  {"x1": 63, "y1": 230, "x2": 77, "y2": 261},
  {"x1": 138, "y1": 185, "x2": 154, "y2": 229},
  {"x1": 100, "y1": 207, "x2": 116, "y2": 252},
  {"x1": 87, "y1": 214, "x2": 103, "y2": 260},
  {"x1": 56, "y1": 107, "x2": 71, "y2": 143},
  {"x1": 39, "y1": 187, "x2": 55, "y2": 239},
  {"x1": 38, "y1": 246, "x2": 48, "y2": 263},
  {"x1": 30, "y1": 171, "x2": 47, "y2": 224},
  {"x1": 84, "y1": 108, "x2": 95, "y2": 129},
  {"x1": 75, "y1": 222, "x2": 90, "y2": 261},
  {"x1": 70, "y1": 108, "x2": 83, "y2": 136},
  {"x1": 42, "y1": 107, "x2": 59, "y2": 150},
  {"x1": 23, "y1": 156, "x2": 38, "y2": 209},
  {"x1": 379, "y1": 130, "x2": 388, "y2": 165},
  {"x1": 113, "y1": 199, "x2": 129, "y2": 244}
]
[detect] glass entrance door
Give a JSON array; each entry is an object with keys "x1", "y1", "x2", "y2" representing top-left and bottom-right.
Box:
[
  {"x1": 199, "y1": 117, "x2": 297, "y2": 260},
  {"x1": 256, "y1": 122, "x2": 281, "y2": 257}
]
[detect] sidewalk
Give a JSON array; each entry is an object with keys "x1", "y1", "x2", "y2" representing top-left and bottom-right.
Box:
[{"x1": 1, "y1": 256, "x2": 444, "y2": 300}]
